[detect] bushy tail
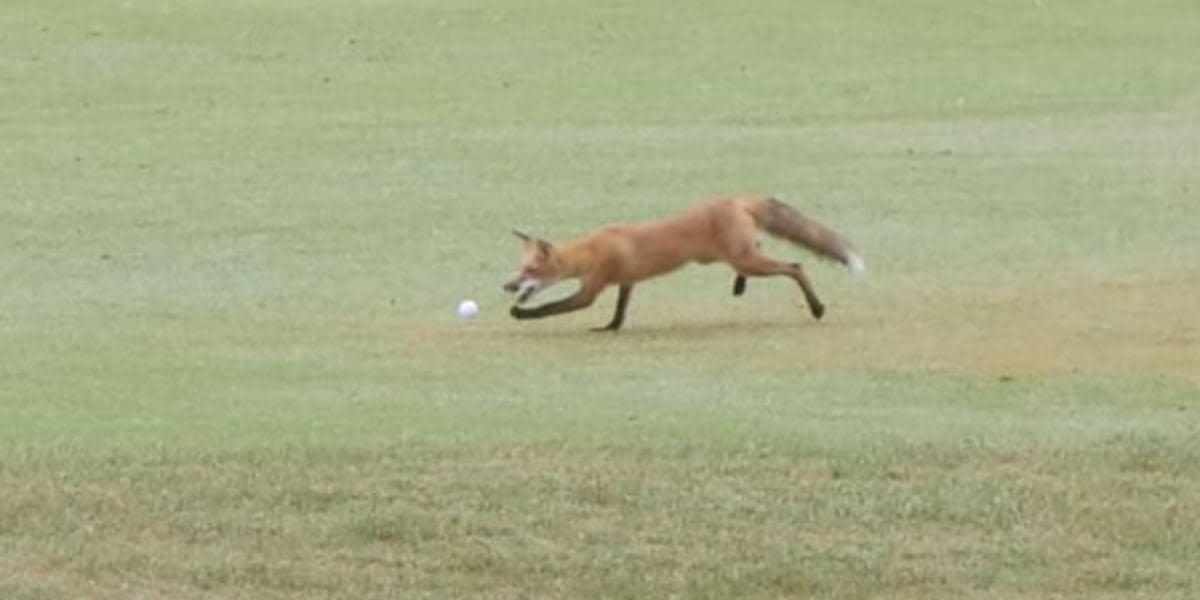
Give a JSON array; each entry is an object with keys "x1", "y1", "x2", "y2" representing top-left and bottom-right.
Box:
[{"x1": 755, "y1": 197, "x2": 865, "y2": 273}]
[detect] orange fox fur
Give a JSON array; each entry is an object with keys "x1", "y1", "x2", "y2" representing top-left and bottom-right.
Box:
[{"x1": 503, "y1": 196, "x2": 864, "y2": 331}]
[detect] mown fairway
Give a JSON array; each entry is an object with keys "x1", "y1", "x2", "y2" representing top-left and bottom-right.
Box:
[{"x1": 2, "y1": 1, "x2": 1198, "y2": 598}]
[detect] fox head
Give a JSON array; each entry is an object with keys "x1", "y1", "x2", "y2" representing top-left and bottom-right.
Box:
[{"x1": 503, "y1": 230, "x2": 562, "y2": 304}]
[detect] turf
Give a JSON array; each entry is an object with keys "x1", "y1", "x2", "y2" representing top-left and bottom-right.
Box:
[{"x1": 2, "y1": 0, "x2": 1199, "y2": 598}]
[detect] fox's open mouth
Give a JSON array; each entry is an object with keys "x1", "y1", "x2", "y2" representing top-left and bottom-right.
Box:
[
  {"x1": 516, "y1": 288, "x2": 532, "y2": 304},
  {"x1": 503, "y1": 278, "x2": 542, "y2": 305},
  {"x1": 515, "y1": 280, "x2": 539, "y2": 304}
]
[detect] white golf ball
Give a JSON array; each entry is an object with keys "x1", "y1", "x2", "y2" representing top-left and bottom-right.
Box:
[{"x1": 457, "y1": 299, "x2": 479, "y2": 319}]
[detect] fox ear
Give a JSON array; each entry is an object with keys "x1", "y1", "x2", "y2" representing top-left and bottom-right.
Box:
[{"x1": 512, "y1": 230, "x2": 552, "y2": 256}]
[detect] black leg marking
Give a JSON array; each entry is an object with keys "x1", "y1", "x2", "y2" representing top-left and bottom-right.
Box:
[
  {"x1": 510, "y1": 290, "x2": 597, "y2": 320},
  {"x1": 732, "y1": 275, "x2": 747, "y2": 296},
  {"x1": 592, "y1": 284, "x2": 633, "y2": 332}
]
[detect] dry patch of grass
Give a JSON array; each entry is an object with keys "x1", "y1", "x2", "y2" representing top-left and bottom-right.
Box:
[
  {"x1": 762, "y1": 274, "x2": 1200, "y2": 383},
  {"x1": 2, "y1": 442, "x2": 1197, "y2": 599}
]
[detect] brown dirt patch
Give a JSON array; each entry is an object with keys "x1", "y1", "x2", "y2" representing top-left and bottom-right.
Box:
[{"x1": 831, "y1": 274, "x2": 1200, "y2": 382}]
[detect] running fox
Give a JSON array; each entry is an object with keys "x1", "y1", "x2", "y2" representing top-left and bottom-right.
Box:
[{"x1": 503, "y1": 196, "x2": 865, "y2": 331}]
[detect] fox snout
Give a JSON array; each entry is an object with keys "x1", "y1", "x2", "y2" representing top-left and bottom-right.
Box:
[{"x1": 503, "y1": 276, "x2": 542, "y2": 304}]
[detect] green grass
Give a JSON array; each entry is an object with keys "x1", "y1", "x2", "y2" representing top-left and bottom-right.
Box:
[{"x1": 3, "y1": 0, "x2": 1199, "y2": 598}]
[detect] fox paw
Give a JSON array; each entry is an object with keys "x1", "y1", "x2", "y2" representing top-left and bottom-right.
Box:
[
  {"x1": 509, "y1": 305, "x2": 526, "y2": 319},
  {"x1": 810, "y1": 303, "x2": 826, "y2": 320}
]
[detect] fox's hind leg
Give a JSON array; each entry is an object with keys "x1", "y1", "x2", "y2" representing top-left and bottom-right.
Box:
[
  {"x1": 593, "y1": 284, "x2": 633, "y2": 332},
  {"x1": 731, "y1": 242, "x2": 760, "y2": 297},
  {"x1": 732, "y1": 275, "x2": 747, "y2": 296},
  {"x1": 728, "y1": 251, "x2": 825, "y2": 320}
]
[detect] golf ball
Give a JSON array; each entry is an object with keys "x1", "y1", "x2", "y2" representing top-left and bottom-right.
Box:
[{"x1": 457, "y1": 299, "x2": 479, "y2": 319}]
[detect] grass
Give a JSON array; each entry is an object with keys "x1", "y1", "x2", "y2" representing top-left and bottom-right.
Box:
[{"x1": 2, "y1": 0, "x2": 1199, "y2": 598}]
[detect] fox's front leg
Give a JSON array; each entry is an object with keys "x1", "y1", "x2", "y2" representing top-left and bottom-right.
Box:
[
  {"x1": 593, "y1": 284, "x2": 633, "y2": 332},
  {"x1": 510, "y1": 285, "x2": 603, "y2": 321}
]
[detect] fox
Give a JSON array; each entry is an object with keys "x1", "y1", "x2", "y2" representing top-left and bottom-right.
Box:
[{"x1": 502, "y1": 195, "x2": 865, "y2": 331}]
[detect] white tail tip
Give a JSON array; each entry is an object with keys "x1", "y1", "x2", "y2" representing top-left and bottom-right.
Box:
[{"x1": 845, "y1": 252, "x2": 866, "y2": 274}]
